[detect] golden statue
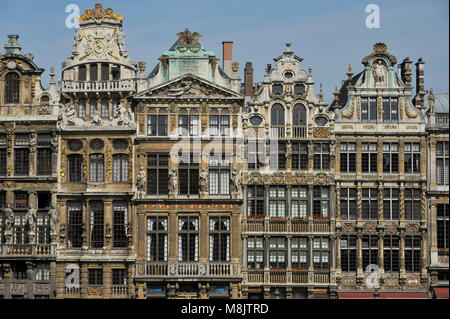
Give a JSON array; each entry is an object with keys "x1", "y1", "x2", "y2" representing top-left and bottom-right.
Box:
[
  {"x1": 78, "y1": 9, "x2": 93, "y2": 22},
  {"x1": 176, "y1": 29, "x2": 202, "y2": 46},
  {"x1": 105, "y1": 8, "x2": 124, "y2": 22}
]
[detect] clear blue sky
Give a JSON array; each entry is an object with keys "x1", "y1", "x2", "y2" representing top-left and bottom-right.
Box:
[{"x1": 1, "y1": 0, "x2": 448, "y2": 100}]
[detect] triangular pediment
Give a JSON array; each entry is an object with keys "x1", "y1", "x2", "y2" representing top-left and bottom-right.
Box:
[{"x1": 134, "y1": 73, "x2": 242, "y2": 100}]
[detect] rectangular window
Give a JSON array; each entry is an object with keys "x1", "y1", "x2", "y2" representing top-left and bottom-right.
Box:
[
  {"x1": 340, "y1": 188, "x2": 356, "y2": 220},
  {"x1": 210, "y1": 115, "x2": 230, "y2": 136},
  {"x1": 362, "y1": 142, "x2": 377, "y2": 173},
  {"x1": 0, "y1": 134, "x2": 7, "y2": 176},
  {"x1": 178, "y1": 216, "x2": 199, "y2": 262},
  {"x1": 269, "y1": 237, "x2": 286, "y2": 269},
  {"x1": 148, "y1": 115, "x2": 168, "y2": 136},
  {"x1": 361, "y1": 97, "x2": 377, "y2": 122},
  {"x1": 209, "y1": 154, "x2": 230, "y2": 195},
  {"x1": 313, "y1": 143, "x2": 330, "y2": 171},
  {"x1": 269, "y1": 186, "x2": 286, "y2": 218},
  {"x1": 292, "y1": 142, "x2": 308, "y2": 171},
  {"x1": 383, "y1": 189, "x2": 399, "y2": 220},
  {"x1": 35, "y1": 264, "x2": 50, "y2": 281},
  {"x1": 291, "y1": 186, "x2": 308, "y2": 218},
  {"x1": 248, "y1": 236, "x2": 264, "y2": 270},
  {"x1": 383, "y1": 143, "x2": 399, "y2": 173},
  {"x1": 37, "y1": 213, "x2": 50, "y2": 244},
  {"x1": 209, "y1": 217, "x2": 230, "y2": 262},
  {"x1": 88, "y1": 269, "x2": 103, "y2": 286},
  {"x1": 178, "y1": 115, "x2": 198, "y2": 136},
  {"x1": 113, "y1": 201, "x2": 127, "y2": 248},
  {"x1": 404, "y1": 143, "x2": 421, "y2": 174},
  {"x1": 362, "y1": 189, "x2": 378, "y2": 220},
  {"x1": 384, "y1": 236, "x2": 400, "y2": 273},
  {"x1": 405, "y1": 236, "x2": 421, "y2": 272},
  {"x1": 382, "y1": 97, "x2": 398, "y2": 122},
  {"x1": 147, "y1": 154, "x2": 169, "y2": 195},
  {"x1": 291, "y1": 237, "x2": 308, "y2": 270},
  {"x1": 68, "y1": 154, "x2": 83, "y2": 182},
  {"x1": 340, "y1": 235, "x2": 357, "y2": 272},
  {"x1": 270, "y1": 141, "x2": 286, "y2": 171},
  {"x1": 90, "y1": 201, "x2": 104, "y2": 248},
  {"x1": 436, "y1": 142, "x2": 449, "y2": 185},
  {"x1": 362, "y1": 235, "x2": 378, "y2": 270},
  {"x1": 179, "y1": 154, "x2": 199, "y2": 195},
  {"x1": 404, "y1": 189, "x2": 421, "y2": 220},
  {"x1": 113, "y1": 154, "x2": 129, "y2": 182},
  {"x1": 89, "y1": 154, "x2": 104, "y2": 182},
  {"x1": 313, "y1": 186, "x2": 329, "y2": 219},
  {"x1": 247, "y1": 139, "x2": 265, "y2": 170},
  {"x1": 247, "y1": 185, "x2": 265, "y2": 218},
  {"x1": 112, "y1": 269, "x2": 127, "y2": 286},
  {"x1": 313, "y1": 237, "x2": 330, "y2": 271},
  {"x1": 147, "y1": 216, "x2": 168, "y2": 262},
  {"x1": 340, "y1": 142, "x2": 356, "y2": 173},
  {"x1": 14, "y1": 149, "x2": 29, "y2": 176},
  {"x1": 37, "y1": 148, "x2": 52, "y2": 175},
  {"x1": 67, "y1": 202, "x2": 83, "y2": 248},
  {"x1": 437, "y1": 204, "x2": 449, "y2": 250},
  {"x1": 14, "y1": 191, "x2": 28, "y2": 209}
]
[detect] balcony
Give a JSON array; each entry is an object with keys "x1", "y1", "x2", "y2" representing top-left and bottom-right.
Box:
[
  {"x1": 61, "y1": 79, "x2": 135, "y2": 93},
  {"x1": 136, "y1": 262, "x2": 241, "y2": 279},
  {"x1": 270, "y1": 126, "x2": 285, "y2": 138},
  {"x1": 292, "y1": 125, "x2": 307, "y2": 138},
  {"x1": 243, "y1": 219, "x2": 329, "y2": 233},
  {"x1": 111, "y1": 285, "x2": 128, "y2": 297},
  {"x1": 1, "y1": 244, "x2": 56, "y2": 257},
  {"x1": 244, "y1": 270, "x2": 329, "y2": 285}
]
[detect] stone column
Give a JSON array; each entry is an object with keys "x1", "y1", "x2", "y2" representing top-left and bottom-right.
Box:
[
  {"x1": 168, "y1": 211, "x2": 177, "y2": 262},
  {"x1": 429, "y1": 141, "x2": 437, "y2": 185},
  {"x1": 356, "y1": 183, "x2": 362, "y2": 221},
  {"x1": 330, "y1": 184, "x2": 335, "y2": 218},
  {"x1": 137, "y1": 212, "x2": 146, "y2": 260},
  {"x1": 308, "y1": 141, "x2": 314, "y2": 172},
  {"x1": 199, "y1": 211, "x2": 208, "y2": 262},
  {"x1": 378, "y1": 233, "x2": 384, "y2": 274},
  {"x1": 356, "y1": 139, "x2": 362, "y2": 174},
  {"x1": 399, "y1": 183, "x2": 405, "y2": 222},
  {"x1": 336, "y1": 184, "x2": 341, "y2": 221},
  {"x1": 242, "y1": 235, "x2": 248, "y2": 269},
  {"x1": 399, "y1": 140, "x2": 404, "y2": 175},
  {"x1": 336, "y1": 234, "x2": 341, "y2": 273},
  {"x1": 287, "y1": 236, "x2": 292, "y2": 270},
  {"x1": 377, "y1": 139, "x2": 383, "y2": 174},
  {"x1": 104, "y1": 200, "x2": 113, "y2": 251},
  {"x1": 308, "y1": 185, "x2": 314, "y2": 219},
  {"x1": 80, "y1": 263, "x2": 88, "y2": 298},
  {"x1": 357, "y1": 232, "x2": 363, "y2": 274},
  {"x1": 103, "y1": 264, "x2": 111, "y2": 299},
  {"x1": 378, "y1": 182, "x2": 384, "y2": 221},
  {"x1": 399, "y1": 232, "x2": 405, "y2": 274},
  {"x1": 420, "y1": 137, "x2": 427, "y2": 175},
  {"x1": 231, "y1": 208, "x2": 241, "y2": 262}
]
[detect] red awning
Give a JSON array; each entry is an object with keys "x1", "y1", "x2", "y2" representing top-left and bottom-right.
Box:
[
  {"x1": 433, "y1": 287, "x2": 449, "y2": 299},
  {"x1": 378, "y1": 292, "x2": 428, "y2": 299},
  {"x1": 338, "y1": 292, "x2": 374, "y2": 299}
]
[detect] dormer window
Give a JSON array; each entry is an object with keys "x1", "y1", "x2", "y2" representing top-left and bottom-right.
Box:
[
  {"x1": 284, "y1": 71, "x2": 293, "y2": 79},
  {"x1": 272, "y1": 84, "x2": 283, "y2": 95},
  {"x1": 249, "y1": 116, "x2": 263, "y2": 126},
  {"x1": 294, "y1": 84, "x2": 305, "y2": 95},
  {"x1": 361, "y1": 97, "x2": 377, "y2": 123},
  {"x1": 314, "y1": 116, "x2": 328, "y2": 126},
  {"x1": 382, "y1": 97, "x2": 398, "y2": 123},
  {"x1": 5, "y1": 72, "x2": 20, "y2": 103}
]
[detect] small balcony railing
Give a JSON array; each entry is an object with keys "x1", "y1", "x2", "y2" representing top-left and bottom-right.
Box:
[
  {"x1": 244, "y1": 270, "x2": 329, "y2": 284},
  {"x1": 61, "y1": 79, "x2": 134, "y2": 93},
  {"x1": 270, "y1": 126, "x2": 285, "y2": 138},
  {"x1": 136, "y1": 262, "x2": 240, "y2": 278},
  {"x1": 1, "y1": 244, "x2": 56, "y2": 256},
  {"x1": 292, "y1": 125, "x2": 307, "y2": 138},
  {"x1": 111, "y1": 285, "x2": 128, "y2": 296}
]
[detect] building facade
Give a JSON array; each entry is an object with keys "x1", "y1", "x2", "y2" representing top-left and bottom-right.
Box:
[
  {"x1": 0, "y1": 4, "x2": 448, "y2": 300},
  {"x1": 333, "y1": 43, "x2": 429, "y2": 298}
]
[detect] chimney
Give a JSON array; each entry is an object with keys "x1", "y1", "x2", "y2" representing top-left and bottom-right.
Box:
[
  {"x1": 415, "y1": 58, "x2": 425, "y2": 107},
  {"x1": 222, "y1": 41, "x2": 233, "y2": 76},
  {"x1": 244, "y1": 62, "x2": 254, "y2": 97}
]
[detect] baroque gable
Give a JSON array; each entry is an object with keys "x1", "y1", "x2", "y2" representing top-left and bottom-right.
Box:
[{"x1": 134, "y1": 73, "x2": 242, "y2": 101}]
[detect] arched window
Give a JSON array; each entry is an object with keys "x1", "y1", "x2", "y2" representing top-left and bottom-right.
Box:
[
  {"x1": 271, "y1": 104, "x2": 285, "y2": 126},
  {"x1": 293, "y1": 103, "x2": 307, "y2": 126},
  {"x1": 90, "y1": 63, "x2": 98, "y2": 81},
  {"x1": 101, "y1": 63, "x2": 109, "y2": 81},
  {"x1": 40, "y1": 95, "x2": 49, "y2": 105},
  {"x1": 5, "y1": 72, "x2": 20, "y2": 103}
]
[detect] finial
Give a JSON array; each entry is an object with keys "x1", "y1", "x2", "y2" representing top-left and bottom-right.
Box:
[
  {"x1": 333, "y1": 86, "x2": 340, "y2": 106},
  {"x1": 284, "y1": 41, "x2": 292, "y2": 53},
  {"x1": 50, "y1": 67, "x2": 55, "y2": 84},
  {"x1": 319, "y1": 83, "x2": 323, "y2": 98},
  {"x1": 308, "y1": 66, "x2": 312, "y2": 75}
]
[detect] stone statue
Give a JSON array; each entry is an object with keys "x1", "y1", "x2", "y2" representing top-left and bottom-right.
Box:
[
  {"x1": 48, "y1": 204, "x2": 58, "y2": 234},
  {"x1": 231, "y1": 168, "x2": 241, "y2": 194},
  {"x1": 330, "y1": 140, "x2": 336, "y2": 157},
  {"x1": 58, "y1": 103, "x2": 76, "y2": 129},
  {"x1": 117, "y1": 105, "x2": 133, "y2": 126},
  {"x1": 286, "y1": 141, "x2": 292, "y2": 159},
  {"x1": 51, "y1": 133, "x2": 59, "y2": 152},
  {"x1": 116, "y1": 26, "x2": 128, "y2": 58},
  {"x1": 137, "y1": 166, "x2": 146, "y2": 196},
  {"x1": 3, "y1": 204, "x2": 14, "y2": 233},
  {"x1": 25, "y1": 206, "x2": 37, "y2": 230},
  {"x1": 199, "y1": 168, "x2": 208, "y2": 193},
  {"x1": 29, "y1": 133, "x2": 37, "y2": 153},
  {"x1": 91, "y1": 109, "x2": 102, "y2": 126},
  {"x1": 169, "y1": 168, "x2": 178, "y2": 194},
  {"x1": 373, "y1": 60, "x2": 386, "y2": 85},
  {"x1": 72, "y1": 28, "x2": 83, "y2": 57}
]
